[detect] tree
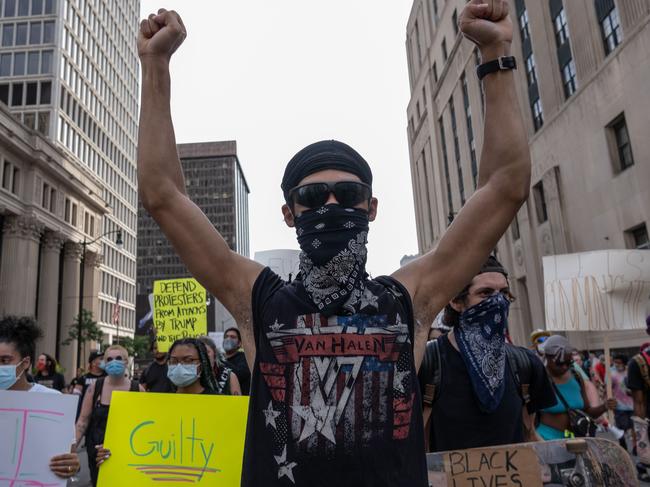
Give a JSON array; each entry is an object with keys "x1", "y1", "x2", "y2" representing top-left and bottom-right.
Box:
[
  {"x1": 62, "y1": 309, "x2": 104, "y2": 347},
  {"x1": 119, "y1": 335, "x2": 150, "y2": 359}
]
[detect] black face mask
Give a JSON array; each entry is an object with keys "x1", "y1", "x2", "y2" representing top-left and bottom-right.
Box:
[{"x1": 295, "y1": 204, "x2": 369, "y2": 316}]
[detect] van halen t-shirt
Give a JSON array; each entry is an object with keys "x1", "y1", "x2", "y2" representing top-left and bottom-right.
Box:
[{"x1": 242, "y1": 267, "x2": 427, "y2": 487}]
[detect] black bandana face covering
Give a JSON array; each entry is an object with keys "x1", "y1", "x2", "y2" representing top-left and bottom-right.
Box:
[{"x1": 295, "y1": 204, "x2": 369, "y2": 316}]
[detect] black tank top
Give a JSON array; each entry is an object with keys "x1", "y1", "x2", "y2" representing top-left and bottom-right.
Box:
[
  {"x1": 242, "y1": 268, "x2": 427, "y2": 487},
  {"x1": 87, "y1": 377, "x2": 139, "y2": 447}
]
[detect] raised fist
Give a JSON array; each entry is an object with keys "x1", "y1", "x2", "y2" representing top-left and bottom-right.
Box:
[
  {"x1": 138, "y1": 8, "x2": 186, "y2": 60},
  {"x1": 459, "y1": 0, "x2": 513, "y2": 53}
]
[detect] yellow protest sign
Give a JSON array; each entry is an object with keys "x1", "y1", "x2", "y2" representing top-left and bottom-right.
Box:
[
  {"x1": 98, "y1": 392, "x2": 249, "y2": 486},
  {"x1": 153, "y1": 278, "x2": 208, "y2": 352}
]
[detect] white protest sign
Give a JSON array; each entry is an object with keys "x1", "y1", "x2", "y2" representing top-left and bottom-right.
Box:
[
  {"x1": 543, "y1": 250, "x2": 650, "y2": 332},
  {"x1": 0, "y1": 390, "x2": 78, "y2": 487},
  {"x1": 209, "y1": 331, "x2": 225, "y2": 352}
]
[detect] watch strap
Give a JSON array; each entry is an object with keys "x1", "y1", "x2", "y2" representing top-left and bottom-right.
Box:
[{"x1": 476, "y1": 56, "x2": 517, "y2": 80}]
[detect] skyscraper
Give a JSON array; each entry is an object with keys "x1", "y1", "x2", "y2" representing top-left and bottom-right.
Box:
[
  {"x1": 0, "y1": 0, "x2": 140, "y2": 370},
  {"x1": 405, "y1": 0, "x2": 649, "y2": 349},
  {"x1": 136, "y1": 141, "x2": 250, "y2": 333}
]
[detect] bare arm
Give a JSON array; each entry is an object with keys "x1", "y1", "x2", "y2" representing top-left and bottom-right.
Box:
[
  {"x1": 393, "y1": 1, "x2": 530, "y2": 369},
  {"x1": 75, "y1": 383, "x2": 94, "y2": 444},
  {"x1": 137, "y1": 10, "x2": 263, "y2": 357},
  {"x1": 230, "y1": 372, "x2": 242, "y2": 396},
  {"x1": 633, "y1": 390, "x2": 646, "y2": 418},
  {"x1": 522, "y1": 410, "x2": 541, "y2": 442}
]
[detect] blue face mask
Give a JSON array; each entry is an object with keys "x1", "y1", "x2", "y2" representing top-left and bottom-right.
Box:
[
  {"x1": 104, "y1": 360, "x2": 126, "y2": 377},
  {"x1": 167, "y1": 364, "x2": 199, "y2": 388},
  {"x1": 0, "y1": 360, "x2": 26, "y2": 390}
]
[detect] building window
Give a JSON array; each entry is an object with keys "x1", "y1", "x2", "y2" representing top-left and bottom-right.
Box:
[
  {"x1": 442, "y1": 38, "x2": 448, "y2": 61},
  {"x1": 64, "y1": 197, "x2": 70, "y2": 222},
  {"x1": 439, "y1": 117, "x2": 453, "y2": 215},
  {"x1": 512, "y1": 216, "x2": 521, "y2": 241},
  {"x1": 608, "y1": 114, "x2": 634, "y2": 171},
  {"x1": 432, "y1": 0, "x2": 438, "y2": 23},
  {"x1": 41, "y1": 182, "x2": 50, "y2": 208},
  {"x1": 461, "y1": 73, "x2": 477, "y2": 189},
  {"x1": 532, "y1": 98, "x2": 544, "y2": 131},
  {"x1": 414, "y1": 20, "x2": 422, "y2": 62},
  {"x1": 533, "y1": 181, "x2": 548, "y2": 224},
  {"x1": 553, "y1": 8, "x2": 570, "y2": 46},
  {"x1": 519, "y1": 9, "x2": 530, "y2": 40},
  {"x1": 432, "y1": 62, "x2": 438, "y2": 83},
  {"x1": 449, "y1": 98, "x2": 465, "y2": 205},
  {"x1": 561, "y1": 60, "x2": 577, "y2": 98},
  {"x1": 597, "y1": 2, "x2": 622, "y2": 55},
  {"x1": 452, "y1": 10, "x2": 459, "y2": 35},
  {"x1": 525, "y1": 54, "x2": 537, "y2": 86},
  {"x1": 627, "y1": 224, "x2": 650, "y2": 249}
]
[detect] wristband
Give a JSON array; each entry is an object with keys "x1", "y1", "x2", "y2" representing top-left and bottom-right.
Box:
[{"x1": 476, "y1": 56, "x2": 517, "y2": 80}]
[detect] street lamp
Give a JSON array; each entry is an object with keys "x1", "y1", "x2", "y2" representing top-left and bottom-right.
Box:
[{"x1": 77, "y1": 229, "x2": 123, "y2": 369}]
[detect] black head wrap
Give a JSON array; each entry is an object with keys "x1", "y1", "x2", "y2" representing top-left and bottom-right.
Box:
[
  {"x1": 478, "y1": 254, "x2": 508, "y2": 278},
  {"x1": 281, "y1": 140, "x2": 373, "y2": 205}
]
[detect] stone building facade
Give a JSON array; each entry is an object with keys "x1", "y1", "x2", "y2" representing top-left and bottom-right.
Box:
[{"x1": 405, "y1": 0, "x2": 650, "y2": 348}]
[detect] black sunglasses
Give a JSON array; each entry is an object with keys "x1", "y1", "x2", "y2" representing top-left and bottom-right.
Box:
[
  {"x1": 289, "y1": 181, "x2": 372, "y2": 209},
  {"x1": 105, "y1": 355, "x2": 124, "y2": 363}
]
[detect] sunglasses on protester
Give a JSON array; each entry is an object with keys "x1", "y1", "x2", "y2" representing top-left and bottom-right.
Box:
[
  {"x1": 289, "y1": 181, "x2": 372, "y2": 209},
  {"x1": 105, "y1": 356, "x2": 124, "y2": 363}
]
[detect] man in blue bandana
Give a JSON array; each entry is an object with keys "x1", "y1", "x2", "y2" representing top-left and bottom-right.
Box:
[
  {"x1": 138, "y1": 1, "x2": 531, "y2": 485},
  {"x1": 419, "y1": 256, "x2": 557, "y2": 452}
]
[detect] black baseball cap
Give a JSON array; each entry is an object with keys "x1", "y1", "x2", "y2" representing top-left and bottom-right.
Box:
[{"x1": 88, "y1": 350, "x2": 102, "y2": 363}]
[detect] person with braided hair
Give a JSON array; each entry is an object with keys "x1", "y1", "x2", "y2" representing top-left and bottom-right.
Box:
[
  {"x1": 166, "y1": 338, "x2": 219, "y2": 394},
  {"x1": 198, "y1": 336, "x2": 242, "y2": 395}
]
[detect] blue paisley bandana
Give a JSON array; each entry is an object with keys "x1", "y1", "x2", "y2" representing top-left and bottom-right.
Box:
[
  {"x1": 295, "y1": 204, "x2": 369, "y2": 316},
  {"x1": 455, "y1": 293, "x2": 510, "y2": 414}
]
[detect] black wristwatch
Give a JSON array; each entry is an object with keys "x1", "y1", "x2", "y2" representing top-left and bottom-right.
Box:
[{"x1": 476, "y1": 56, "x2": 517, "y2": 81}]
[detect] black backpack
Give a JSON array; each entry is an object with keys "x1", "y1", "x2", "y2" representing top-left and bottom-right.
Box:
[{"x1": 419, "y1": 338, "x2": 533, "y2": 446}]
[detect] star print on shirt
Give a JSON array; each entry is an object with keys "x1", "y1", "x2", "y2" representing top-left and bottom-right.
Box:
[
  {"x1": 270, "y1": 320, "x2": 286, "y2": 332},
  {"x1": 393, "y1": 369, "x2": 410, "y2": 394},
  {"x1": 359, "y1": 287, "x2": 379, "y2": 310},
  {"x1": 275, "y1": 445, "x2": 298, "y2": 484},
  {"x1": 263, "y1": 400, "x2": 281, "y2": 429}
]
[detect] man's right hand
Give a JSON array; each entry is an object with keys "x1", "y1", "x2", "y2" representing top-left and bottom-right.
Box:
[{"x1": 138, "y1": 8, "x2": 187, "y2": 61}]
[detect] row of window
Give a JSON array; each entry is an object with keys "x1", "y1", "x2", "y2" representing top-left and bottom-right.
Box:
[
  {"x1": 100, "y1": 300, "x2": 135, "y2": 330},
  {"x1": 0, "y1": 80, "x2": 51, "y2": 106},
  {"x1": 0, "y1": 48, "x2": 52, "y2": 75},
  {"x1": 12, "y1": 109, "x2": 49, "y2": 134},
  {"x1": 0, "y1": 0, "x2": 56, "y2": 18},
  {"x1": 60, "y1": 84, "x2": 135, "y2": 187},
  {"x1": 64, "y1": 2, "x2": 138, "y2": 130},
  {"x1": 1, "y1": 19, "x2": 54, "y2": 46},
  {"x1": 101, "y1": 269, "x2": 135, "y2": 305},
  {"x1": 61, "y1": 43, "x2": 137, "y2": 167}
]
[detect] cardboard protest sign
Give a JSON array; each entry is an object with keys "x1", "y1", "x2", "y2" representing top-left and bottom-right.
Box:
[
  {"x1": 543, "y1": 250, "x2": 650, "y2": 332},
  {"x1": 443, "y1": 446, "x2": 542, "y2": 487},
  {"x1": 98, "y1": 392, "x2": 249, "y2": 486},
  {"x1": 153, "y1": 278, "x2": 208, "y2": 352},
  {"x1": 0, "y1": 390, "x2": 78, "y2": 487}
]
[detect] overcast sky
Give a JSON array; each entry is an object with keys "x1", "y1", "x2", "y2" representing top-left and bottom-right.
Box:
[{"x1": 140, "y1": 1, "x2": 418, "y2": 277}]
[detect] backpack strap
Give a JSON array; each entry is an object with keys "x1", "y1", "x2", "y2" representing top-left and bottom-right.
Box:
[
  {"x1": 129, "y1": 379, "x2": 140, "y2": 392},
  {"x1": 505, "y1": 345, "x2": 532, "y2": 407},
  {"x1": 92, "y1": 377, "x2": 105, "y2": 405},
  {"x1": 633, "y1": 354, "x2": 650, "y2": 390},
  {"x1": 419, "y1": 339, "x2": 441, "y2": 452}
]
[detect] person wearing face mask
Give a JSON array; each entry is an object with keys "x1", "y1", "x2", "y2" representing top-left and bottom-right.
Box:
[
  {"x1": 0, "y1": 316, "x2": 81, "y2": 479},
  {"x1": 537, "y1": 335, "x2": 617, "y2": 441},
  {"x1": 198, "y1": 336, "x2": 241, "y2": 395},
  {"x1": 75, "y1": 345, "x2": 139, "y2": 486},
  {"x1": 222, "y1": 327, "x2": 250, "y2": 394},
  {"x1": 418, "y1": 256, "x2": 557, "y2": 452},
  {"x1": 137, "y1": 1, "x2": 531, "y2": 484},
  {"x1": 33, "y1": 353, "x2": 66, "y2": 391},
  {"x1": 139, "y1": 337, "x2": 175, "y2": 393}
]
